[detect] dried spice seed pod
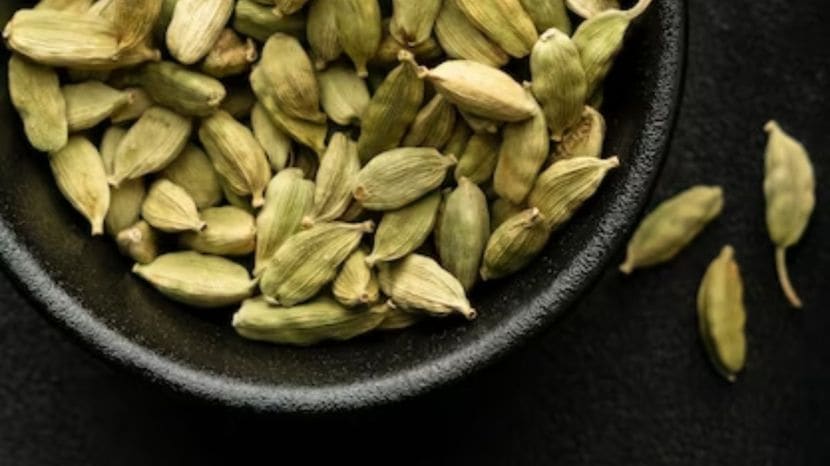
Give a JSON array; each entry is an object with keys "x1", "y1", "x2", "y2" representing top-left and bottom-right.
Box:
[
  {"x1": 160, "y1": 144, "x2": 223, "y2": 209},
  {"x1": 306, "y1": 0, "x2": 342, "y2": 70},
  {"x1": 104, "y1": 0, "x2": 163, "y2": 52},
  {"x1": 116, "y1": 220, "x2": 158, "y2": 265},
  {"x1": 130, "y1": 61, "x2": 227, "y2": 117},
  {"x1": 454, "y1": 0, "x2": 538, "y2": 58},
  {"x1": 333, "y1": 249, "x2": 381, "y2": 307},
  {"x1": 110, "y1": 88, "x2": 153, "y2": 124},
  {"x1": 433, "y1": 0, "x2": 509, "y2": 68},
  {"x1": 455, "y1": 133, "x2": 501, "y2": 185},
  {"x1": 105, "y1": 178, "x2": 146, "y2": 236},
  {"x1": 233, "y1": 0, "x2": 306, "y2": 42},
  {"x1": 166, "y1": 0, "x2": 233, "y2": 65},
  {"x1": 390, "y1": 0, "x2": 442, "y2": 47},
  {"x1": 141, "y1": 179, "x2": 205, "y2": 233},
  {"x1": 481, "y1": 207, "x2": 551, "y2": 280},
  {"x1": 7, "y1": 54, "x2": 67, "y2": 152},
  {"x1": 317, "y1": 65, "x2": 371, "y2": 126},
  {"x1": 180, "y1": 206, "x2": 256, "y2": 256},
  {"x1": 520, "y1": 0, "x2": 572, "y2": 34},
  {"x1": 531, "y1": 28, "x2": 587, "y2": 141},
  {"x1": 99, "y1": 126, "x2": 126, "y2": 176},
  {"x1": 49, "y1": 136, "x2": 110, "y2": 235},
  {"x1": 336, "y1": 0, "x2": 382, "y2": 77},
  {"x1": 63, "y1": 81, "x2": 132, "y2": 132},
  {"x1": 200, "y1": 29, "x2": 258, "y2": 78},
  {"x1": 366, "y1": 191, "x2": 442, "y2": 266},
  {"x1": 437, "y1": 178, "x2": 490, "y2": 291},
  {"x1": 572, "y1": 8, "x2": 636, "y2": 98},
  {"x1": 403, "y1": 94, "x2": 457, "y2": 149},
  {"x1": 258, "y1": 33, "x2": 326, "y2": 123},
  {"x1": 551, "y1": 105, "x2": 606, "y2": 162},
  {"x1": 308, "y1": 133, "x2": 361, "y2": 224},
  {"x1": 251, "y1": 103, "x2": 293, "y2": 171}
]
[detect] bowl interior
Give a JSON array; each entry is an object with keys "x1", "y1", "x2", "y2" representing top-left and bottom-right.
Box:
[{"x1": 0, "y1": 1, "x2": 684, "y2": 411}]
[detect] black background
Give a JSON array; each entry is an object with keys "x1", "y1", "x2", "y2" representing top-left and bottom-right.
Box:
[{"x1": 1, "y1": 1, "x2": 829, "y2": 464}]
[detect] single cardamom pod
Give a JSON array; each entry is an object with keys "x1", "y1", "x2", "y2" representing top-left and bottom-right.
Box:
[
  {"x1": 458, "y1": 109, "x2": 500, "y2": 135},
  {"x1": 551, "y1": 105, "x2": 606, "y2": 162},
  {"x1": 160, "y1": 144, "x2": 223, "y2": 209},
  {"x1": 455, "y1": 133, "x2": 501, "y2": 185},
  {"x1": 306, "y1": 0, "x2": 342, "y2": 70},
  {"x1": 416, "y1": 59, "x2": 536, "y2": 123},
  {"x1": 251, "y1": 103, "x2": 293, "y2": 171},
  {"x1": 403, "y1": 94, "x2": 457, "y2": 149},
  {"x1": 531, "y1": 28, "x2": 587, "y2": 141},
  {"x1": 273, "y1": 0, "x2": 309, "y2": 18},
  {"x1": 490, "y1": 198, "x2": 524, "y2": 230},
  {"x1": 166, "y1": 0, "x2": 233, "y2": 65},
  {"x1": 378, "y1": 254, "x2": 476, "y2": 320},
  {"x1": 200, "y1": 28, "x2": 258, "y2": 78},
  {"x1": 355, "y1": 147, "x2": 456, "y2": 211},
  {"x1": 141, "y1": 179, "x2": 205, "y2": 233},
  {"x1": 233, "y1": 0, "x2": 306, "y2": 43},
  {"x1": 528, "y1": 156, "x2": 620, "y2": 230},
  {"x1": 99, "y1": 126, "x2": 126, "y2": 175},
  {"x1": 35, "y1": 0, "x2": 93, "y2": 13},
  {"x1": 180, "y1": 206, "x2": 256, "y2": 256},
  {"x1": 7, "y1": 54, "x2": 67, "y2": 152},
  {"x1": 442, "y1": 120, "x2": 472, "y2": 158},
  {"x1": 104, "y1": 0, "x2": 162, "y2": 52},
  {"x1": 308, "y1": 133, "x2": 361, "y2": 224},
  {"x1": 63, "y1": 81, "x2": 132, "y2": 132},
  {"x1": 317, "y1": 64, "x2": 371, "y2": 126},
  {"x1": 494, "y1": 86, "x2": 550, "y2": 204},
  {"x1": 372, "y1": 22, "x2": 444, "y2": 68},
  {"x1": 454, "y1": 0, "x2": 538, "y2": 58},
  {"x1": 565, "y1": 0, "x2": 620, "y2": 18},
  {"x1": 220, "y1": 85, "x2": 257, "y2": 119},
  {"x1": 357, "y1": 51, "x2": 425, "y2": 163},
  {"x1": 481, "y1": 207, "x2": 551, "y2": 280},
  {"x1": 105, "y1": 178, "x2": 146, "y2": 236},
  {"x1": 572, "y1": 9, "x2": 635, "y2": 98},
  {"x1": 49, "y1": 136, "x2": 110, "y2": 235},
  {"x1": 390, "y1": 0, "x2": 442, "y2": 47},
  {"x1": 433, "y1": 0, "x2": 509, "y2": 68},
  {"x1": 366, "y1": 191, "x2": 442, "y2": 266},
  {"x1": 199, "y1": 110, "x2": 272, "y2": 208},
  {"x1": 129, "y1": 61, "x2": 227, "y2": 117},
  {"x1": 260, "y1": 221, "x2": 374, "y2": 306},
  {"x1": 377, "y1": 301, "x2": 424, "y2": 331},
  {"x1": 258, "y1": 33, "x2": 326, "y2": 123},
  {"x1": 437, "y1": 178, "x2": 490, "y2": 291},
  {"x1": 620, "y1": 186, "x2": 724, "y2": 274},
  {"x1": 133, "y1": 251, "x2": 255, "y2": 308},
  {"x1": 116, "y1": 220, "x2": 158, "y2": 264},
  {"x1": 697, "y1": 246, "x2": 747, "y2": 382},
  {"x1": 763, "y1": 121, "x2": 815, "y2": 308},
  {"x1": 232, "y1": 296, "x2": 386, "y2": 346},
  {"x1": 336, "y1": 0, "x2": 382, "y2": 78},
  {"x1": 110, "y1": 87, "x2": 153, "y2": 124},
  {"x1": 109, "y1": 106, "x2": 192, "y2": 187},
  {"x1": 255, "y1": 169, "x2": 314, "y2": 275},
  {"x1": 333, "y1": 249, "x2": 381, "y2": 307},
  {"x1": 520, "y1": 0, "x2": 572, "y2": 34}
]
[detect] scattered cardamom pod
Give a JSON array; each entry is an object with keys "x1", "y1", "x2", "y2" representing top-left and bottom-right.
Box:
[
  {"x1": 251, "y1": 103, "x2": 293, "y2": 171},
  {"x1": 520, "y1": 0, "x2": 572, "y2": 34},
  {"x1": 317, "y1": 64, "x2": 371, "y2": 126},
  {"x1": 233, "y1": 0, "x2": 306, "y2": 43},
  {"x1": 455, "y1": 133, "x2": 501, "y2": 185},
  {"x1": 129, "y1": 61, "x2": 227, "y2": 117},
  {"x1": 306, "y1": 0, "x2": 342, "y2": 70},
  {"x1": 565, "y1": 0, "x2": 620, "y2": 19},
  {"x1": 201, "y1": 28, "x2": 258, "y2": 78},
  {"x1": 258, "y1": 33, "x2": 326, "y2": 123},
  {"x1": 454, "y1": 0, "x2": 538, "y2": 58},
  {"x1": 180, "y1": 206, "x2": 256, "y2": 256},
  {"x1": 377, "y1": 301, "x2": 424, "y2": 331},
  {"x1": 7, "y1": 54, "x2": 68, "y2": 152},
  {"x1": 403, "y1": 94, "x2": 457, "y2": 148},
  {"x1": 110, "y1": 87, "x2": 153, "y2": 124},
  {"x1": 390, "y1": 0, "x2": 442, "y2": 47},
  {"x1": 273, "y1": 0, "x2": 310, "y2": 18},
  {"x1": 481, "y1": 207, "x2": 551, "y2": 280},
  {"x1": 367, "y1": 191, "x2": 442, "y2": 266},
  {"x1": 49, "y1": 136, "x2": 111, "y2": 236},
  {"x1": 99, "y1": 126, "x2": 126, "y2": 175},
  {"x1": 372, "y1": 21, "x2": 444, "y2": 67},
  {"x1": 763, "y1": 121, "x2": 815, "y2": 309},
  {"x1": 437, "y1": 178, "x2": 490, "y2": 291},
  {"x1": 105, "y1": 178, "x2": 146, "y2": 236},
  {"x1": 333, "y1": 249, "x2": 381, "y2": 307},
  {"x1": 133, "y1": 251, "x2": 255, "y2": 308},
  {"x1": 308, "y1": 133, "x2": 361, "y2": 224},
  {"x1": 166, "y1": 0, "x2": 233, "y2": 65},
  {"x1": 620, "y1": 186, "x2": 724, "y2": 274},
  {"x1": 160, "y1": 144, "x2": 223, "y2": 210},
  {"x1": 551, "y1": 105, "x2": 606, "y2": 162},
  {"x1": 697, "y1": 246, "x2": 747, "y2": 382},
  {"x1": 433, "y1": 0, "x2": 509, "y2": 68},
  {"x1": 116, "y1": 220, "x2": 158, "y2": 265},
  {"x1": 490, "y1": 198, "x2": 525, "y2": 230},
  {"x1": 63, "y1": 81, "x2": 132, "y2": 132},
  {"x1": 531, "y1": 28, "x2": 587, "y2": 141},
  {"x1": 141, "y1": 179, "x2": 205, "y2": 233},
  {"x1": 336, "y1": 0, "x2": 383, "y2": 77},
  {"x1": 572, "y1": 9, "x2": 633, "y2": 98}
]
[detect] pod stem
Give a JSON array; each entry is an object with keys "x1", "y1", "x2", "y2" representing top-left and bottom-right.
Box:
[
  {"x1": 626, "y1": 0, "x2": 654, "y2": 20},
  {"x1": 775, "y1": 247, "x2": 803, "y2": 308}
]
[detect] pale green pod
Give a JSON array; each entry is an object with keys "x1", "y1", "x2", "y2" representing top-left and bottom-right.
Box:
[
  {"x1": 220, "y1": 85, "x2": 257, "y2": 119},
  {"x1": 442, "y1": 120, "x2": 472, "y2": 158},
  {"x1": 357, "y1": 51, "x2": 424, "y2": 163},
  {"x1": 251, "y1": 103, "x2": 293, "y2": 171},
  {"x1": 459, "y1": 109, "x2": 500, "y2": 135},
  {"x1": 49, "y1": 136, "x2": 110, "y2": 235},
  {"x1": 552, "y1": 105, "x2": 606, "y2": 162},
  {"x1": 433, "y1": 0, "x2": 509, "y2": 68},
  {"x1": 105, "y1": 178, "x2": 145, "y2": 236},
  {"x1": 317, "y1": 64, "x2": 371, "y2": 126},
  {"x1": 232, "y1": 296, "x2": 386, "y2": 346},
  {"x1": 166, "y1": 0, "x2": 233, "y2": 64},
  {"x1": 572, "y1": 9, "x2": 631, "y2": 98},
  {"x1": 620, "y1": 186, "x2": 724, "y2": 274},
  {"x1": 110, "y1": 88, "x2": 153, "y2": 124},
  {"x1": 520, "y1": 0, "x2": 571, "y2": 34},
  {"x1": 7, "y1": 54, "x2": 67, "y2": 152},
  {"x1": 99, "y1": 126, "x2": 126, "y2": 176},
  {"x1": 763, "y1": 121, "x2": 815, "y2": 308},
  {"x1": 306, "y1": 0, "x2": 342, "y2": 70},
  {"x1": 160, "y1": 144, "x2": 223, "y2": 209},
  {"x1": 531, "y1": 28, "x2": 587, "y2": 141},
  {"x1": 63, "y1": 81, "x2": 132, "y2": 132},
  {"x1": 35, "y1": 0, "x2": 93, "y2": 13},
  {"x1": 258, "y1": 33, "x2": 325, "y2": 123},
  {"x1": 371, "y1": 22, "x2": 445, "y2": 67},
  {"x1": 233, "y1": 0, "x2": 306, "y2": 42},
  {"x1": 333, "y1": 249, "x2": 381, "y2": 307},
  {"x1": 528, "y1": 156, "x2": 619, "y2": 230},
  {"x1": 336, "y1": 0, "x2": 382, "y2": 77},
  {"x1": 355, "y1": 147, "x2": 456, "y2": 211},
  {"x1": 141, "y1": 179, "x2": 205, "y2": 233},
  {"x1": 260, "y1": 221, "x2": 374, "y2": 306},
  {"x1": 94, "y1": 0, "x2": 162, "y2": 52},
  {"x1": 109, "y1": 106, "x2": 192, "y2": 187},
  {"x1": 437, "y1": 178, "x2": 490, "y2": 291},
  {"x1": 273, "y1": 0, "x2": 309, "y2": 17},
  {"x1": 116, "y1": 220, "x2": 158, "y2": 264},
  {"x1": 565, "y1": 0, "x2": 620, "y2": 18},
  {"x1": 481, "y1": 207, "x2": 551, "y2": 280},
  {"x1": 255, "y1": 169, "x2": 315, "y2": 275},
  {"x1": 390, "y1": 0, "x2": 442, "y2": 47},
  {"x1": 697, "y1": 246, "x2": 747, "y2": 382},
  {"x1": 378, "y1": 254, "x2": 476, "y2": 320},
  {"x1": 490, "y1": 198, "x2": 524, "y2": 230},
  {"x1": 199, "y1": 110, "x2": 272, "y2": 208},
  {"x1": 366, "y1": 191, "x2": 442, "y2": 266},
  {"x1": 133, "y1": 251, "x2": 255, "y2": 308},
  {"x1": 403, "y1": 94, "x2": 457, "y2": 149},
  {"x1": 309, "y1": 133, "x2": 361, "y2": 223},
  {"x1": 200, "y1": 28, "x2": 258, "y2": 78},
  {"x1": 454, "y1": 0, "x2": 538, "y2": 58},
  {"x1": 131, "y1": 61, "x2": 227, "y2": 117},
  {"x1": 180, "y1": 206, "x2": 256, "y2": 256},
  {"x1": 455, "y1": 133, "x2": 501, "y2": 185},
  {"x1": 494, "y1": 88, "x2": 549, "y2": 204},
  {"x1": 377, "y1": 302, "x2": 424, "y2": 331}
]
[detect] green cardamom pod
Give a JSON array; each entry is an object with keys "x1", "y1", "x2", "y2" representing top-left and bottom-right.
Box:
[
  {"x1": 528, "y1": 156, "x2": 619, "y2": 230},
  {"x1": 355, "y1": 147, "x2": 456, "y2": 211},
  {"x1": 490, "y1": 198, "x2": 524, "y2": 230},
  {"x1": 377, "y1": 301, "x2": 424, "y2": 331},
  {"x1": 697, "y1": 246, "x2": 746, "y2": 382},
  {"x1": 403, "y1": 94, "x2": 457, "y2": 149},
  {"x1": 520, "y1": 0, "x2": 572, "y2": 34},
  {"x1": 455, "y1": 133, "x2": 501, "y2": 185},
  {"x1": 110, "y1": 87, "x2": 153, "y2": 124},
  {"x1": 131, "y1": 61, "x2": 226, "y2": 117},
  {"x1": 494, "y1": 87, "x2": 550, "y2": 204},
  {"x1": 442, "y1": 120, "x2": 472, "y2": 158},
  {"x1": 109, "y1": 106, "x2": 192, "y2": 187},
  {"x1": 220, "y1": 85, "x2": 257, "y2": 119},
  {"x1": 166, "y1": 0, "x2": 233, "y2": 64},
  {"x1": 366, "y1": 191, "x2": 442, "y2": 266},
  {"x1": 233, "y1": 0, "x2": 306, "y2": 43},
  {"x1": 572, "y1": 9, "x2": 634, "y2": 98},
  {"x1": 251, "y1": 103, "x2": 293, "y2": 171},
  {"x1": 7, "y1": 54, "x2": 67, "y2": 152},
  {"x1": 620, "y1": 186, "x2": 724, "y2": 274},
  {"x1": 116, "y1": 220, "x2": 158, "y2": 265},
  {"x1": 531, "y1": 28, "x2": 587, "y2": 141},
  {"x1": 333, "y1": 249, "x2": 381, "y2": 307},
  {"x1": 551, "y1": 105, "x2": 606, "y2": 162},
  {"x1": 317, "y1": 64, "x2": 371, "y2": 126},
  {"x1": 105, "y1": 178, "x2": 145, "y2": 236},
  {"x1": 200, "y1": 28, "x2": 258, "y2": 78},
  {"x1": 258, "y1": 33, "x2": 326, "y2": 123},
  {"x1": 142, "y1": 179, "x2": 205, "y2": 233},
  {"x1": 763, "y1": 121, "x2": 815, "y2": 309},
  {"x1": 357, "y1": 51, "x2": 425, "y2": 163},
  {"x1": 273, "y1": 0, "x2": 309, "y2": 18},
  {"x1": 260, "y1": 221, "x2": 374, "y2": 306},
  {"x1": 255, "y1": 168, "x2": 315, "y2": 275},
  {"x1": 49, "y1": 136, "x2": 110, "y2": 235},
  {"x1": 308, "y1": 133, "x2": 360, "y2": 224},
  {"x1": 481, "y1": 207, "x2": 551, "y2": 280},
  {"x1": 378, "y1": 254, "x2": 476, "y2": 320},
  {"x1": 35, "y1": 0, "x2": 93, "y2": 13},
  {"x1": 133, "y1": 251, "x2": 255, "y2": 308},
  {"x1": 99, "y1": 126, "x2": 126, "y2": 175},
  {"x1": 199, "y1": 110, "x2": 272, "y2": 208},
  {"x1": 437, "y1": 177, "x2": 490, "y2": 291},
  {"x1": 160, "y1": 144, "x2": 223, "y2": 210},
  {"x1": 232, "y1": 296, "x2": 386, "y2": 346},
  {"x1": 307, "y1": 0, "x2": 342, "y2": 70},
  {"x1": 390, "y1": 0, "x2": 442, "y2": 47},
  {"x1": 180, "y1": 206, "x2": 256, "y2": 256},
  {"x1": 336, "y1": 0, "x2": 382, "y2": 78},
  {"x1": 454, "y1": 0, "x2": 538, "y2": 58},
  {"x1": 433, "y1": 0, "x2": 509, "y2": 68},
  {"x1": 104, "y1": 0, "x2": 162, "y2": 52},
  {"x1": 371, "y1": 21, "x2": 445, "y2": 68},
  {"x1": 565, "y1": 0, "x2": 620, "y2": 18},
  {"x1": 63, "y1": 81, "x2": 132, "y2": 132}
]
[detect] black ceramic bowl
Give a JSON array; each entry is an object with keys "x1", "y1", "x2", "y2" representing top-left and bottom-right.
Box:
[{"x1": 0, "y1": 1, "x2": 685, "y2": 412}]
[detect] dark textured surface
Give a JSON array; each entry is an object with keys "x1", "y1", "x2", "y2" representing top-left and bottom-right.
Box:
[{"x1": 1, "y1": 0, "x2": 828, "y2": 465}]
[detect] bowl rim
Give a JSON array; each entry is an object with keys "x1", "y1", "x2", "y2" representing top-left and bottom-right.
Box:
[{"x1": 0, "y1": 1, "x2": 687, "y2": 413}]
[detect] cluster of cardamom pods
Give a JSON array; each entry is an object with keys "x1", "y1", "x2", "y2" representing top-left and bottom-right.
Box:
[{"x1": 4, "y1": 0, "x2": 653, "y2": 346}]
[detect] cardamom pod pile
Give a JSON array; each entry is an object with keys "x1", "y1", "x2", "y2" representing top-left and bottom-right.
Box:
[{"x1": 3, "y1": 0, "x2": 654, "y2": 347}]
